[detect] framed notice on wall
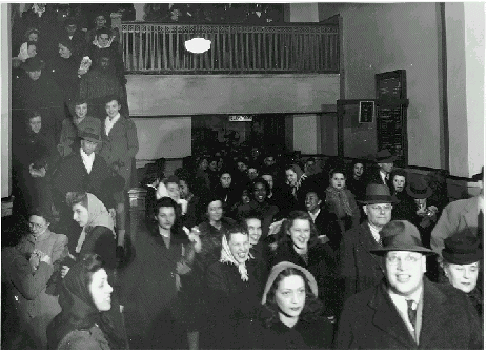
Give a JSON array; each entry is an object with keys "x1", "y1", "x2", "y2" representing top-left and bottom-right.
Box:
[
  {"x1": 359, "y1": 101, "x2": 374, "y2": 123},
  {"x1": 375, "y1": 70, "x2": 408, "y2": 167}
]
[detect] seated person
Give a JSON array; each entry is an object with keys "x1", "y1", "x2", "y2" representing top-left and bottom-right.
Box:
[{"x1": 325, "y1": 168, "x2": 361, "y2": 232}]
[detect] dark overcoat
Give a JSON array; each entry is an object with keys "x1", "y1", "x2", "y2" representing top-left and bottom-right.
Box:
[
  {"x1": 338, "y1": 222, "x2": 385, "y2": 307},
  {"x1": 335, "y1": 278, "x2": 483, "y2": 349}
]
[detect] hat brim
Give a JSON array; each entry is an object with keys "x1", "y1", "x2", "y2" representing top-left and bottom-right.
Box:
[
  {"x1": 370, "y1": 246, "x2": 437, "y2": 256},
  {"x1": 406, "y1": 187, "x2": 433, "y2": 199},
  {"x1": 81, "y1": 136, "x2": 102, "y2": 143},
  {"x1": 376, "y1": 156, "x2": 398, "y2": 163},
  {"x1": 358, "y1": 196, "x2": 400, "y2": 204},
  {"x1": 442, "y1": 250, "x2": 483, "y2": 265}
]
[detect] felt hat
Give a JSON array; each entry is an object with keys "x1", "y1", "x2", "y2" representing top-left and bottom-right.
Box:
[
  {"x1": 442, "y1": 233, "x2": 482, "y2": 265},
  {"x1": 22, "y1": 57, "x2": 45, "y2": 72},
  {"x1": 406, "y1": 177, "x2": 433, "y2": 199},
  {"x1": 358, "y1": 183, "x2": 399, "y2": 204},
  {"x1": 78, "y1": 119, "x2": 102, "y2": 143},
  {"x1": 370, "y1": 220, "x2": 436, "y2": 255},
  {"x1": 375, "y1": 150, "x2": 398, "y2": 163},
  {"x1": 261, "y1": 261, "x2": 318, "y2": 305},
  {"x1": 471, "y1": 167, "x2": 484, "y2": 182}
]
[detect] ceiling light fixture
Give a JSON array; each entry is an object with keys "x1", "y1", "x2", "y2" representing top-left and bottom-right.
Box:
[{"x1": 184, "y1": 37, "x2": 211, "y2": 54}]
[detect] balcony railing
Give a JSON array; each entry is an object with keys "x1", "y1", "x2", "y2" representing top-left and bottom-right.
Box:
[{"x1": 121, "y1": 21, "x2": 339, "y2": 74}]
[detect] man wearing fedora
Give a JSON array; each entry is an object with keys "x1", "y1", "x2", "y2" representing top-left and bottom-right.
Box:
[
  {"x1": 339, "y1": 183, "x2": 399, "y2": 308},
  {"x1": 52, "y1": 119, "x2": 124, "y2": 239},
  {"x1": 336, "y1": 220, "x2": 483, "y2": 349},
  {"x1": 367, "y1": 150, "x2": 398, "y2": 193},
  {"x1": 430, "y1": 168, "x2": 484, "y2": 256}
]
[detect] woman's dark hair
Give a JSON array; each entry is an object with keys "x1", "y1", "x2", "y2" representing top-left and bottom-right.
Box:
[
  {"x1": 96, "y1": 27, "x2": 111, "y2": 38},
  {"x1": 389, "y1": 169, "x2": 408, "y2": 182},
  {"x1": 223, "y1": 225, "x2": 248, "y2": 242},
  {"x1": 26, "y1": 109, "x2": 41, "y2": 122},
  {"x1": 328, "y1": 168, "x2": 347, "y2": 180},
  {"x1": 263, "y1": 267, "x2": 323, "y2": 327},
  {"x1": 154, "y1": 196, "x2": 179, "y2": 216},
  {"x1": 24, "y1": 27, "x2": 39, "y2": 41},
  {"x1": 28, "y1": 207, "x2": 53, "y2": 224},
  {"x1": 277, "y1": 211, "x2": 320, "y2": 249},
  {"x1": 66, "y1": 192, "x2": 88, "y2": 209}
]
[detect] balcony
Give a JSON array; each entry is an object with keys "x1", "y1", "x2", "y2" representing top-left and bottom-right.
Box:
[{"x1": 121, "y1": 21, "x2": 340, "y2": 74}]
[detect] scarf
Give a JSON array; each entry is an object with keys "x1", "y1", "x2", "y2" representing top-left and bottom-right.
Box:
[
  {"x1": 220, "y1": 235, "x2": 253, "y2": 281},
  {"x1": 93, "y1": 37, "x2": 114, "y2": 49},
  {"x1": 325, "y1": 187, "x2": 353, "y2": 218},
  {"x1": 76, "y1": 193, "x2": 115, "y2": 253}
]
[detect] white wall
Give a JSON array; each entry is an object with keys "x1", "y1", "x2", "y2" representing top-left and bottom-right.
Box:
[
  {"x1": 465, "y1": 2, "x2": 485, "y2": 177},
  {"x1": 1, "y1": 3, "x2": 12, "y2": 197},
  {"x1": 293, "y1": 115, "x2": 319, "y2": 154}
]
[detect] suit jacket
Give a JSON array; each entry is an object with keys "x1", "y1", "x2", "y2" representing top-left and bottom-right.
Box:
[
  {"x1": 430, "y1": 196, "x2": 481, "y2": 255},
  {"x1": 339, "y1": 222, "x2": 385, "y2": 305},
  {"x1": 335, "y1": 278, "x2": 483, "y2": 349},
  {"x1": 52, "y1": 150, "x2": 124, "y2": 210},
  {"x1": 367, "y1": 168, "x2": 392, "y2": 192}
]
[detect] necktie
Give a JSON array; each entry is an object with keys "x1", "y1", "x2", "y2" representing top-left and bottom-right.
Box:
[{"x1": 406, "y1": 299, "x2": 417, "y2": 330}]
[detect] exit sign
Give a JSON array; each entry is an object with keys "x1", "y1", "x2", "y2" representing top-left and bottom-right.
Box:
[{"x1": 229, "y1": 115, "x2": 253, "y2": 122}]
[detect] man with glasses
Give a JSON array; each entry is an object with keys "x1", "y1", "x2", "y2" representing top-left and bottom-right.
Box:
[
  {"x1": 339, "y1": 184, "x2": 399, "y2": 308},
  {"x1": 336, "y1": 220, "x2": 482, "y2": 349}
]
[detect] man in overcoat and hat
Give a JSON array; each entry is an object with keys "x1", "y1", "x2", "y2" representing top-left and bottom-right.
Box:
[
  {"x1": 335, "y1": 220, "x2": 483, "y2": 349},
  {"x1": 367, "y1": 150, "x2": 398, "y2": 193},
  {"x1": 431, "y1": 167, "x2": 484, "y2": 255},
  {"x1": 338, "y1": 183, "x2": 399, "y2": 309}
]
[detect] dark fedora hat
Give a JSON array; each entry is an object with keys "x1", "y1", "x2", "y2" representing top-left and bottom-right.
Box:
[
  {"x1": 442, "y1": 233, "x2": 482, "y2": 265},
  {"x1": 78, "y1": 119, "x2": 102, "y2": 143},
  {"x1": 471, "y1": 167, "x2": 484, "y2": 182},
  {"x1": 370, "y1": 220, "x2": 436, "y2": 255},
  {"x1": 358, "y1": 183, "x2": 399, "y2": 204},
  {"x1": 406, "y1": 177, "x2": 432, "y2": 199},
  {"x1": 375, "y1": 150, "x2": 398, "y2": 163},
  {"x1": 22, "y1": 57, "x2": 45, "y2": 72}
]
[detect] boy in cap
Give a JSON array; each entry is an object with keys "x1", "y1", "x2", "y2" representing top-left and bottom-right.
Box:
[
  {"x1": 336, "y1": 220, "x2": 482, "y2": 349},
  {"x1": 57, "y1": 98, "x2": 100, "y2": 157},
  {"x1": 52, "y1": 118, "x2": 123, "y2": 239}
]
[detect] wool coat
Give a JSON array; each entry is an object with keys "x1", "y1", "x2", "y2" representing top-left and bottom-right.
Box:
[
  {"x1": 52, "y1": 149, "x2": 123, "y2": 212},
  {"x1": 99, "y1": 114, "x2": 138, "y2": 190},
  {"x1": 204, "y1": 257, "x2": 266, "y2": 349},
  {"x1": 335, "y1": 278, "x2": 483, "y2": 349},
  {"x1": 118, "y1": 226, "x2": 189, "y2": 349},
  {"x1": 367, "y1": 168, "x2": 393, "y2": 193},
  {"x1": 430, "y1": 196, "x2": 481, "y2": 255},
  {"x1": 313, "y1": 208, "x2": 343, "y2": 252},
  {"x1": 338, "y1": 222, "x2": 386, "y2": 308}
]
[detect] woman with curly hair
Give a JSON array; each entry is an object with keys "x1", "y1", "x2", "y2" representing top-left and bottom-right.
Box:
[
  {"x1": 47, "y1": 254, "x2": 127, "y2": 349},
  {"x1": 271, "y1": 211, "x2": 339, "y2": 318},
  {"x1": 250, "y1": 261, "x2": 334, "y2": 349}
]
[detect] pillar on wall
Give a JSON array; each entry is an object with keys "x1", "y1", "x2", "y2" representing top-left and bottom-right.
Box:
[
  {"x1": 445, "y1": 2, "x2": 485, "y2": 177},
  {"x1": 1, "y1": 3, "x2": 12, "y2": 198}
]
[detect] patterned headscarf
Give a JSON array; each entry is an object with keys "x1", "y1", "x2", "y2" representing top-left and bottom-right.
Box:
[{"x1": 220, "y1": 235, "x2": 253, "y2": 281}]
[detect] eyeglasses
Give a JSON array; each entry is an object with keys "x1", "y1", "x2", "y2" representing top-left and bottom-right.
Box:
[
  {"x1": 29, "y1": 222, "x2": 45, "y2": 229},
  {"x1": 386, "y1": 254, "x2": 421, "y2": 265},
  {"x1": 368, "y1": 205, "x2": 392, "y2": 211}
]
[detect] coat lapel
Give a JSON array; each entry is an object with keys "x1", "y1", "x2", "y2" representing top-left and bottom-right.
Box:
[
  {"x1": 358, "y1": 224, "x2": 385, "y2": 271},
  {"x1": 461, "y1": 197, "x2": 479, "y2": 232},
  {"x1": 369, "y1": 283, "x2": 417, "y2": 348}
]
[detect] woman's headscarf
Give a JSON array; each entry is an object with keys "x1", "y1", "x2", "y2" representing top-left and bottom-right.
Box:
[
  {"x1": 48, "y1": 254, "x2": 125, "y2": 349},
  {"x1": 220, "y1": 234, "x2": 253, "y2": 281},
  {"x1": 75, "y1": 193, "x2": 115, "y2": 253}
]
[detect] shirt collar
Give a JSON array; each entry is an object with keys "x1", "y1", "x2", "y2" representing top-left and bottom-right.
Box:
[
  {"x1": 80, "y1": 147, "x2": 95, "y2": 159},
  {"x1": 158, "y1": 226, "x2": 170, "y2": 238},
  {"x1": 308, "y1": 208, "x2": 321, "y2": 222},
  {"x1": 388, "y1": 284, "x2": 423, "y2": 308},
  {"x1": 106, "y1": 113, "x2": 121, "y2": 124}
]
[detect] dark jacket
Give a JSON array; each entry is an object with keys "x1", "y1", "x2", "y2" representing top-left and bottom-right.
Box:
[
  {"x1": 339, "y1": 222, "x2": 386, "y2": 306},
  {"x1": 118, "y1": 227, "x2": 189, "y2": 348},
  {"x1": 205, "y1": 257, "x2": 266, "y2": 349},
  {"x1": 367, "y1": 168, "x2": 393, "y2": 193},
  {"x1": 52, "y1": 150, "x2": 124, "y2": 211},
  {"x1": 335, "y1": 278, "x2": 483, "y2": 349},
  {"x1": 251, "y1": 314, "x2": 334, "y2": 349},
  {"x1": 313, "y1": 208, "x2": 343, "y2": 252},
  {"x1": 272, "y1": 239, "x2": 339, "y2": 315}
]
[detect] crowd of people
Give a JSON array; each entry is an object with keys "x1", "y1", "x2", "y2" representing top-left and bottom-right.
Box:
[{"x1": 3, "y1": 4, "x2": 483, "y2": 350}]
